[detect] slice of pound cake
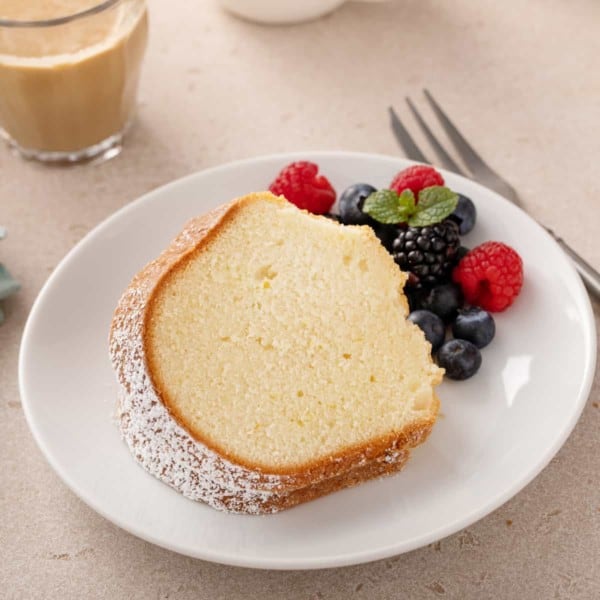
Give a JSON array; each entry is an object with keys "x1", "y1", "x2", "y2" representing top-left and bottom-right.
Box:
[{"x1": 109, "y1": 192, "x2": 443, "y2": 514}]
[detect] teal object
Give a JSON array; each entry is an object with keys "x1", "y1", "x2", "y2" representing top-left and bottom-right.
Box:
[{"x1": 0, "y1": 227, "x2": 20, "y2": 324}]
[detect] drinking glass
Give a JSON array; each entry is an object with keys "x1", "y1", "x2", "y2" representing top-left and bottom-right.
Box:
[{"x1": 0, "y1": 0, "x2": 148, "y2": 163}]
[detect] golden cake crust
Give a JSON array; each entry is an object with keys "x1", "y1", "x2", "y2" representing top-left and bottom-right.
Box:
[{"x1": 109, "y1": 192, "x2": 440, "y2": 514}]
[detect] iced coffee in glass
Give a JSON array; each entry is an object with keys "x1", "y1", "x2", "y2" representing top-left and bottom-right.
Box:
[{"x1": 0, "y1": 0, "x2": 148, "y2": 163}]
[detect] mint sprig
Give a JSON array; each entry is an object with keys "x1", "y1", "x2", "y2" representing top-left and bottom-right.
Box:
[
  {"x1": 362, "y1": 189, "x2": 415, "y2": 224},
  {"x1": 362, "y1": 185, "x2": 458, "y2": 226}
]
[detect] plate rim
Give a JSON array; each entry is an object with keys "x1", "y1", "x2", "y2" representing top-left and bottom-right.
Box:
[{"x1": 18, "y1": 150, "x2": 598, "y2": 570}]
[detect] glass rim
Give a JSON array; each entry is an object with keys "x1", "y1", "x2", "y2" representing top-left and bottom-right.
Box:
[{"x1": 0, "y1": 0, "x2": 122, "y2": 28}]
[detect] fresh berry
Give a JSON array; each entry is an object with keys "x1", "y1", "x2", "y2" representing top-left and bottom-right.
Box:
[
  {"x1": 390, "y1": 165, "x2": 444, "y2": 198},
  {"x1": 338, "y1": 183, "x2": 376, "y2": 225},
  {"x1": 323, "y1": 213, "x2": 341, "y2": 222},
  {"x1": 456, "y1": 246, "x2": 470, "y2": 262},
  {"x1": 269, "y1": 161, "x2": 336, "y2": 215},
  {"x1": 437, "y1": 339, "x2": 482, "y2": 380},
  {"x1": 405, "y1": 288, "x2": 424, "y2": 312},
  {"x1": 452, "y1": 307, "x2": 495, "y2": 349},
  {"x1": 372, "y1": 223, "x2": 399, "y2": 251},
  {"x1": 449, "y1": 194, "x2": 477, "y2": 235},
  {"x1": 391, "y1": 219, "x2": 460, "y2": 288},
  {"x1": 453, "y1": 242, "x2": 523, "y2": 312},
  {"x1": 420, "y1": 282, "x2": 464, "y2": 322},
  {"x1": 408, "y1": 310, "x2": 445, "y2": 352}
]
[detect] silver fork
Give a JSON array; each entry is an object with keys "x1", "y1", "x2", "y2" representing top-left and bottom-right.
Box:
[{"x1": 389, "y1": 89, "x2": 600, "y2": 301}]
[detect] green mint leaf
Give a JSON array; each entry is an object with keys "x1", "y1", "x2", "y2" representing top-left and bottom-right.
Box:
[
  {"x1": 397, "y1": 189, "x2": 416, "y2": 212},
  {"x1": 409, "y1": 186, "x2": 458, "y2": 226},
  {"x1": 363, "y1": 189, "x2": 416, "y2": 224},
  {"x1": 417, "y1": 185, "x2": 458, "y2": 209}
]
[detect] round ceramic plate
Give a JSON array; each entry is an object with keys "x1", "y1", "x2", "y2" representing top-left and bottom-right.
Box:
[{"x1": 19, "y1": 152, "x2": 596, "y2": 570}]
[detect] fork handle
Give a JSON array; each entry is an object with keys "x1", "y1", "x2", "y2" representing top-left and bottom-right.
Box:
[{"x1": 545, "y1": 227, "x2": 600, "y2": 301}]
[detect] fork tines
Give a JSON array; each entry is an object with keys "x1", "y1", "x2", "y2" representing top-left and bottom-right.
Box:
[{"x1": 389, "y1": 90, "x2": 519, "y2": 204}]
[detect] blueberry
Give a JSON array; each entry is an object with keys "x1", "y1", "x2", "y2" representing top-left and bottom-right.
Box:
[
  {"x1": 452, "y1": 307, "x2": 495, "y2": 348},
  {"x1": 338, "y1": 183, "x2": 377, "y2": 225},
  {"x1": 405, "y1": 288, "x2": 425, "y2": 312},
  {"x1": 420, "y1": 283, "x2": 464, "y2": 322},
  {"x1": 456, "y1": 246, "x2": 470, "y2": 262},
  {"x1": 449, "y1": 194, "x2": 477, "y2": 235},
  {"x1": 437, "y1": 339, "x2": 482, "y2": 380},
  {"x1": 408, "y1": 310, "x2": 446, "y2": 352}
]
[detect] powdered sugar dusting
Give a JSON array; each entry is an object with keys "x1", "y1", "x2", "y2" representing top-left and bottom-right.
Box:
[{"x1": 112, "y1": 289, "x2": 295, "y2": 513}]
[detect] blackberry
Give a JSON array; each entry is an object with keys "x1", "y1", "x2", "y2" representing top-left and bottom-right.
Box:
[{"x1": 391, "y1": 219, "x2": 460, "y2": 288}]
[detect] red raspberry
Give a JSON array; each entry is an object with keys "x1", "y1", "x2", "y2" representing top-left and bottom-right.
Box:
[
  {"x1": 390, "y1": 165, "x2": 444, "y2": 198},
  {"x1": 269, "y1": 161, "x2": 336, "y2": 215},
  {"x1": 453, "y1": 242, "x2": 523, "y2": 312}
]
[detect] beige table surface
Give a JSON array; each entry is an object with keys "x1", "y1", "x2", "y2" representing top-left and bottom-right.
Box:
[{"x1": 2, "y1": 0, "x2": 600, "y2": 598}]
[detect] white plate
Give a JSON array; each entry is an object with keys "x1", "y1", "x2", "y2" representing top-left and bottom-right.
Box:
[{"x1": 19, "y1": 152, "x2": 596, "y2": 570}]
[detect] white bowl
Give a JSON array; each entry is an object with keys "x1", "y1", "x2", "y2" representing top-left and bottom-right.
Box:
[{"x1": 218, "y1": 0, "x2": 385, "y2": 25}]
